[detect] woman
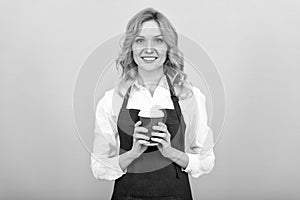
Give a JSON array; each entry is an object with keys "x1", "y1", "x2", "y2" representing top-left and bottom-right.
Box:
[{"x1": 91, "y1": 8, "x2": 215, "y2": 200}]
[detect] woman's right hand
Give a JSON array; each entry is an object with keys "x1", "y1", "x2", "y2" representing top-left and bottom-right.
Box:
[{"x1": 130, "y1": 121, "x2": 151, "y2": 157}]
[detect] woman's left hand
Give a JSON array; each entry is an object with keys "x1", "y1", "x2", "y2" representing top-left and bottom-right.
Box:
[{"x1": 151, "y1": 122, "x2": 174, "y2": 158}]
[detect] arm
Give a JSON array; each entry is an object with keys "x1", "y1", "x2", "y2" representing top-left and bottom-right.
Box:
[
  {"x1": 91, "y1": 91, "x2": 139, "y2": 181},
  {"x1": 151, "y1": 87, "x2": 215, "y2": 178},
  {"x1": 161, "y1": 128, "x2": 215, "y2": 178},
  {"x1": 181, "y1": 87, "x2": 215, "y2": 178},
  {"x1": 182, "y1": 128, "x2": 215, "y2": 178},
  {"x1": 161, "y1": 129, "x2": 215, "y2": 178}
]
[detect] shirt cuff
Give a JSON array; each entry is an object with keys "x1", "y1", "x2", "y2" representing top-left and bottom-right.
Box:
[
  {"x1": 181, "y1": 152, "x2": 215, "y2": 178},
  {"x1": 91, "y1": 154, "x2": 127, "y2": 181},
  {"x1": 181, "y1": 152, "x2": 199, "y2": 173}
]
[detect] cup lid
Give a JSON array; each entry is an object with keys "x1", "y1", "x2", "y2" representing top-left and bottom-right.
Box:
[{"x1": 138, "y1": 108, "x2": 164, "y2": 118}]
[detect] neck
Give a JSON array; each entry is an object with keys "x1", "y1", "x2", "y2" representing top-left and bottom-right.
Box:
[{"x1": 137, "y1": 67, "x2": 165, "y2": 87}]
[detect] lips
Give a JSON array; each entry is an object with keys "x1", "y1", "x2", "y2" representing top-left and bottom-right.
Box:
[{"x1": 141, "y1": 56, "x2": 158, "y2": 62}]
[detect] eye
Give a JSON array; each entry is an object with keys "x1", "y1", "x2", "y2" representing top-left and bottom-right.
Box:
[
  {"x1": 135, "y1": 38, "x2": 145, "y2": 44},
  {"x1": 155, "y1": 38, "x2": 164, "y2": 44}
]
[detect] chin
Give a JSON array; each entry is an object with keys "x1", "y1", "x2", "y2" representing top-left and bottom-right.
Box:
[{"x1": 138, "y1": 64, "x2": 163, "y2": 72}]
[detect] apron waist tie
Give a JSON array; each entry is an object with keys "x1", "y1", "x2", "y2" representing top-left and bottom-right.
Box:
[{"x1": 174, "y1": 163, "x2": 181, "y2": 179}]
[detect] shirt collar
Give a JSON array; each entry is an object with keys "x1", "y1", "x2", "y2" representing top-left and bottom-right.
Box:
[{"x1": 132, "y1": 74, "x2": 169, "y2": 91}]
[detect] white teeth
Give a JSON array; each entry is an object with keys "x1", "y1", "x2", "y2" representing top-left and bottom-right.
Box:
[{"x1": 142, "y1": 57, "x2": 157, "y2": 61}]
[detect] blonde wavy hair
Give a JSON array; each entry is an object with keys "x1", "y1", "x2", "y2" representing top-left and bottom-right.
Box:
[{"x1": 116, "y1": 7, "x2": 193, "y2": 100}]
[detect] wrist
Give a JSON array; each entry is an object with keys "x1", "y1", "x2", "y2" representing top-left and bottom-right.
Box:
[
  {"x1": 162, "y1": 146, "x2": 175, "y2": 158},
  {"x1": 128, "y1": 149, "x2": 141, "y2": 159}
]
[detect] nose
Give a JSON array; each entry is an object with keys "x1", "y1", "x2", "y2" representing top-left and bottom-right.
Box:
[{"x1": 144, "y1": 40, "x2": 154, "y2": 54}]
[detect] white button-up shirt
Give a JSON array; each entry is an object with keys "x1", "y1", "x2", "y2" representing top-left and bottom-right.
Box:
[{"x1": 91, "y1": 75, "x2": 215, "y2": 180}]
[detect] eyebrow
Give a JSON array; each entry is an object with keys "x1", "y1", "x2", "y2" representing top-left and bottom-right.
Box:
[{"x1": 136, "y1": 34, "x2": 163, "y2": 38}]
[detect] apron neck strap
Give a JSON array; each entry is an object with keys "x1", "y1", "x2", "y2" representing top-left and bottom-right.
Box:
[
  {"x1": 165, "y1": 74, "x2": 179, "y2": 102},
  {"x1": 121, "y1": 85, "x2": 132, "y2": 109},
  {"x1": 121, "y1": 73, "x2": 179, "y2": 109}
]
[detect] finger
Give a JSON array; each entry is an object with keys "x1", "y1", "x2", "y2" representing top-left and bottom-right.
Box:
[
  {"x1": 137, "y1": 139, "x2": 151, "y2": 145},
  {"x1": 138, "y1": 140, "x2": 158, "y2": 146},
  {"x1": 158, "y1": 122, "x2": 167, "y2": 128},
  {"x1": 151, "y1": 132, "x2": 167, "y2": 138},
  {"x1": 152, "y1": 125, "x2": 167, "y2": 132},
  {"x1": 135, "y1": 126, "x2": 148, "y2": 133},
  {"x1": 134, "y1": 121, "x2": 142, "y2": 127},
  {"x1": 150, "y1": 137, "x2": 166, "y2": 145},
  {"x1": 134, "y1": 133, "x2": 150, "y2": 141},
  {"x1": 165, "y1": 131, "x2": 171, "y2": 140},
  {"x1": 144, "y1": 142, "x2": 159, "y2": 146}
]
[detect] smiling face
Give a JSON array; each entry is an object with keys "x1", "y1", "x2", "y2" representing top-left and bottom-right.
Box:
[{"x1": 132, "y1": 20, "x2": 168, "y2": 73}]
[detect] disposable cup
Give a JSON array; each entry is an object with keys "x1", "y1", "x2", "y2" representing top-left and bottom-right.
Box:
[{"x1": 138, "y1": 109, "x2": 165, "y2": 145}]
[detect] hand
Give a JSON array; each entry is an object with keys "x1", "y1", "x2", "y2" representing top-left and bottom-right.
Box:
[
  {"x1": 130, "y1": 121, "x2": 152, "y2": 158},
  {"x1": 151, "y1": 122, "x2": 173, "y2": 158}
]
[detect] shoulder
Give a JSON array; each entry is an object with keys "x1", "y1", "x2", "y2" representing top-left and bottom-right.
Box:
[
  {"x1": 96, "y1": 88, "x2": 123, "y2": 116},
  {"x1": 192, "y1": 86, "x2": 206, "y2": 102},
  {"x1": 178, "y1": 86, "x2": 206, "y2": 110},
  {"x1": 97, "y1": 88, "x2": 114, "y2": 104},
  {"x1": 191, "y1": 86, "x2": 207, "y2": 111},
  {"x1": 178, "y1": 85, "x2": 206, "y2": 103},
  {"x1": 103, "y1": 88, "x2": 115, "y2": 101},
  {"x1": 95, "y1": 88, "x2": 115, "y2": 111}
]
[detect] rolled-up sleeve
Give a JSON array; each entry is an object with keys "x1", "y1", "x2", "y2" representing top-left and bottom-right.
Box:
[
  {"x1": 90, "y1": 91, "x2": 126, "y2": 181},
  {"x1": 182, "y1": 87, "x2": 216, "y2": 178}
]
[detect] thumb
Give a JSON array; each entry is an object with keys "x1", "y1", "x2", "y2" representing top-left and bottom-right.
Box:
[{"x1": 135, "y1": 121, "x2": 142, "y2": 127}]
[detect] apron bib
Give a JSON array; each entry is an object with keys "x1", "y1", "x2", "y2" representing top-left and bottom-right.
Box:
[{"x1": 111, "y1": 75, "x2": 193, "y2": 200}]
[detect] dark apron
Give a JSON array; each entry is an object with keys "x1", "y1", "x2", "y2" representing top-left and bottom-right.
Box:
[{"x1": 111, "y1": 75, "x2": 193, "y2": 200}]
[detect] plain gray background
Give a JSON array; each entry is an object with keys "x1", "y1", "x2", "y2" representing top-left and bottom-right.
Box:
[{"x1": 1, "y1": 0, "x2": 300, "y2": 199}]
